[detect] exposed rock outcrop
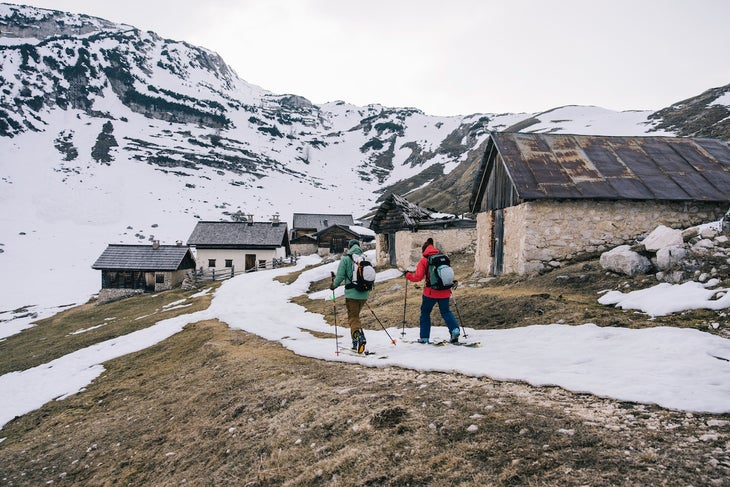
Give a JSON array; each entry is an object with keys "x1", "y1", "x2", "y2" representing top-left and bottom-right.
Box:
[{"x1": 600, "y1": 215, "x2": 730, "y2": 286}]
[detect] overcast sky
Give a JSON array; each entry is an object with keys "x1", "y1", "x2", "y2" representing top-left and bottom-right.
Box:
[{"x1": 10, "y1": 0, "x2": 730, "y2": 116}]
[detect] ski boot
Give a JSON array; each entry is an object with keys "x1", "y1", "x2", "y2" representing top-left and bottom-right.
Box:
[
  {"x1": 353, "y1": 329, "x2": 367, "y2": 354},
  {"x1": 450, "y1": 327, "x2": 460, "y2": 344}
]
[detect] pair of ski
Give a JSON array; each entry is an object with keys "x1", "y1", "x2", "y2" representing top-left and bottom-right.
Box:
[
  {"x1": 337, "y1": 348, "x2": 377, "y2": 357},
  {"x1": 405, "y1": 338, "x2": 481, "y2": 348},
  {"x1": 337, "y1": 339, "x2": 481, "y2": 357}
]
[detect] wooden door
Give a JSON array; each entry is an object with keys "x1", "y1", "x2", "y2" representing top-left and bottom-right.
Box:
[
  {"x1": 245, "y1": 254, "x2": 256, "y2": 271},
  {"x1": 331, "y1": 236, "x2": 346, "y2": 254},
  {"x1": 492, "y1": 209, "x2": 504, "y2": 276},
  {"x1": 387, "y1": 233, "x2": 396, "y2": 266}
]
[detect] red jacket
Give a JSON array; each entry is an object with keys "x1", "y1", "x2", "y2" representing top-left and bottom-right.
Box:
[{"x1": 405, "y1": 245, "x2": 452, "y2": 299}]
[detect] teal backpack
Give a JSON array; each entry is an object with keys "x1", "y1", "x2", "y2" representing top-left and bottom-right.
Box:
[{"x1": 427, "y1": 253, "x2": 454, "y2": 290}]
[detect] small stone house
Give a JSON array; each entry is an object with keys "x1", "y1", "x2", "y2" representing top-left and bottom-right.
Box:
[
  {"x1": 370, "y1": 193, "x2": 477, "y2": 269},
  {"x1": 186, "y1": 220, "x2": 290, "y2": 273},
  {"x1": 289, "y1": 233, "x2": 319, "y2": 256},
  {"x1": 469, "y1": 132, "x2": 730, "y2": 276},
  {"x1": 92, "y1": 242, "x2": 196, "y2": 303}
]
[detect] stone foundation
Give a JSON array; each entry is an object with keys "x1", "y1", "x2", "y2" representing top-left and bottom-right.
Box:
[
  {"x1": 475, "y1": 200, "x2": 727, "y2": 276},
  {"x1": 97, "y1": 288, "x2": 144, "y2": 304}
]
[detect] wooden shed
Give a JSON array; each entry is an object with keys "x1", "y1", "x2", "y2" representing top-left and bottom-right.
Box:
[
  {"x1": 315, "y1": 224, "x2": 375, "y2": 255},
  {"x1": 92, "y1": 242, "x2": 196, "y2": 303},
  {"x1": 370, "y1": 193, "x2": 476, "y2": 269},
  {"x1": 291, "y1": 213, "x2": 354, "y2": 239},
  {"x1": 469, "y1": 132, "x2": 730, "y2": 276}
]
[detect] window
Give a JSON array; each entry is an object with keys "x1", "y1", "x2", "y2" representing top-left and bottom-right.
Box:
[
  {"x1": 208, "y1": 259, "x2": 216, "y2": 268},
  {"x1": 258, "y1": 259, "x2": 267, "y2": 269},
  {"x1": 225, "y1": 259, "x2": 233, "y2": 268},
  {"x1": 155, "y1": 273, "x2": 165, "y2": 284}
]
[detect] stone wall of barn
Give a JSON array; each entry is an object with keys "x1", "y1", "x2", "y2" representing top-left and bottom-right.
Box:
[
  {"x1": 474, "y1": 211, "x2": 495, "y2": 275},
  {"x1": 97, "y1": 288, "x2": 144, "y2": 304},
  {"x1": 376, "y1": 227, "x2": 477, "y2": 270},
  {"x1": 475, "y1": 200, "x2": 728, "y2": 276},
  {"x1": 291, "y1": 242, "x2": 318, "y2": 256},
  {"x1": 154, "y1": 269, "x2": 188, "y2": 292}
]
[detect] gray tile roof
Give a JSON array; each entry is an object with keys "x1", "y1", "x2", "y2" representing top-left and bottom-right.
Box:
[
  {"x1": 292, "y1": 213, "x2": 354, "y2": 233},
  {"x1": 92, "y1": 244, "x2": 195, "y2": 271},
  {"x1": 186, "y1": 221, "x2": 289, "y2": 248}
]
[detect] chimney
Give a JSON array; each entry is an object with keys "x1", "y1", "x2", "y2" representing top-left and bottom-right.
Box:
[
  {"x1": 247, "y1": 214, "x2": 254, "y2": 226},
  {"x1": 271, "y1": 212, "x2": 280, "y2": 226},
  {"x1": 152, "y1": 240, "x2": 160, "y2": 250},
  {"x1": 176, "y1": 240, "x2": 183, "y2": 246}
]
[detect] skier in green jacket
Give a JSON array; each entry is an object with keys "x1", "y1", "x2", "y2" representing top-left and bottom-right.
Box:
[{"x1": 330, "y1": 239, "x2": 371, "y2": 353}]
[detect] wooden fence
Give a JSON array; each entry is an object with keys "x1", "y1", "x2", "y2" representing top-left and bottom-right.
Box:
[{"x1": 194, "y1": 255, "x2": 299, "y2": 282}]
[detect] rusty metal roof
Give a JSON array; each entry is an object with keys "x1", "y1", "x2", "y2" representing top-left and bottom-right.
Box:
[{"x1": 480, "y1": 133, "x2": 730, "y2": 203}]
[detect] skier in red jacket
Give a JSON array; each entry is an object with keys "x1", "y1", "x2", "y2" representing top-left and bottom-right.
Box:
[{"x1": 405, "y1": 238, "x2": 460, "y2": 343}]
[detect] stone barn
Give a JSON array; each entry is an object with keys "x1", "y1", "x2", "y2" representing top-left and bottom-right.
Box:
[
  {"x1": 370, "y1": 193, "x2": 477, "y2": 270},
  {"x1": 92, "y1": 242, "x2": 196, "y2": 303},
  {"x1": 469, "y1": 132, "x2": 730, "y2": 276}
]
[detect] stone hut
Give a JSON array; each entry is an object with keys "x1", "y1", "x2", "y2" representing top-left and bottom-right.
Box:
[
  {"x1": 289, "y1": 234, "x2": 318, "y2": 256},
  {"x1": 370, "y1": 193, "x2": 477, "y2": 269},
  {"x1": 92, "y1": 242, "x2": 196, "y2": 303},
  {"x1": 469, "y1": 132, "x2": 730, "y2": 276}
]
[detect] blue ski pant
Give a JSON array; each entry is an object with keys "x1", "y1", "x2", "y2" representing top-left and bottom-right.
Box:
[{"x1": 419, "y1": 295, "x2": 459, "y2": 340}]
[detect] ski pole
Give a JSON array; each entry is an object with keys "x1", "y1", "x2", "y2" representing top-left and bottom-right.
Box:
[
  {"x1": 451, "y1": 280, "x2": 467, "y2": 338},
  {"x1": 331, "y1": 271, "x2": 340, "y2": 355},
  {"x1": 401, "y1": 277, "x2": 408, "y2": 337},
  {"x1": 365, "y1": 301, "x2": 397, "y2": 345}
]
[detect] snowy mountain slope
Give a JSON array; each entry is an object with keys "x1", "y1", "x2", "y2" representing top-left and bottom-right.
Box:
[{"x1": 0, "y1": 3, "x2": 727, "y2": 326}]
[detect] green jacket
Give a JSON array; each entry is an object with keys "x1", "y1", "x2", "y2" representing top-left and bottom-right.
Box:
[{"x1": 332, "y1": 244, "x2": 371, "y2": 300}]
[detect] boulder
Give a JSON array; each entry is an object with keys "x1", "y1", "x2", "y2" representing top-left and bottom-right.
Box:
[
  {"x1": 600, "y1": 245, "x2": 653, "y2": 276},
  {"x1": 656, "y1": 245, "x2": 689, "y2": 271},
  {"x1": 682, "y1": 226, "x2": 700, "y2": 241},
  {"x1": 692, "y1": 239, "x2": 715, "y2": 253},
  {"x1": 643, "y1": 225, "x2": 683, "y2": 252}
]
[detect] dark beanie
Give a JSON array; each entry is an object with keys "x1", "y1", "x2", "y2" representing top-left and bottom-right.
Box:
[
  {"x1": 348, "y1": 239, "x2": 359, "y2": 248},
  {"x1": 422, "y1": 237, "x2": 434, "y2": 253}
]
